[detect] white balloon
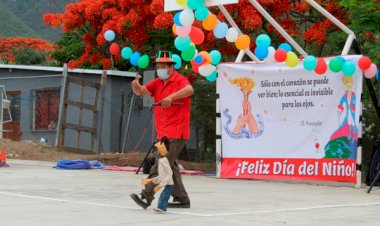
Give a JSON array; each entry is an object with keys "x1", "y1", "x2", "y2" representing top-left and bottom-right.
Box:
[
  {"x1": 226, "y1": 27, "x2": 239, "y2": 42},
  {"x1": 264, "y1": 46, "x2": 276, "y2": 63},
  {"x1": 199, "y1": 64, "x2": 216, "y2": 77},
  {"x1": 179, "y1": 8, "x2": 195, "y2": 26}
]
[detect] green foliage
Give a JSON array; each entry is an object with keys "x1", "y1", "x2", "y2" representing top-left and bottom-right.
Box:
[
  {"x1": 51, "y1": 33, "x2": 85, "y2": 66},
  {"x1": 13, "y1": 47, "x2": 47, "y2": 65}
]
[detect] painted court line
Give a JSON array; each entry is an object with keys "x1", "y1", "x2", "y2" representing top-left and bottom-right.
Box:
[{"x1": 1, "y1": 191, "x2": 380, "y2": 217}]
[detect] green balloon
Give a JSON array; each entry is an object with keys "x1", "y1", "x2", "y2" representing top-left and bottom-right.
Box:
[
  {"x1": 137, "y1": 54, "x2": 149, "y2": 69},
  {"x1": 329, "y1": 57, "x2": 343, "y2": 73},
  {"x1": 181, "y1": 45, "x2": 196, "y2": 62}
]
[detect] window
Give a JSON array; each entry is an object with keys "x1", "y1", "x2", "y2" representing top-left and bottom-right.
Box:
[{"x1": 33, "y1": 88, "x2": 60, "y2": 130}]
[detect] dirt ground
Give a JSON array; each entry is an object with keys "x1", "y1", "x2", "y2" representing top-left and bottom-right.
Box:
[{"x1": 1, "y1": 138, "x2": 215, "y2": 173}]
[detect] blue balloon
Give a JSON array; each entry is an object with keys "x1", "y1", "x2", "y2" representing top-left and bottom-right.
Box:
[
  {"x1": 278, "y1": 43, "x2": 292, "y2": 52},
  {"x1": 187, "y1": 0, "x2": 203, "y2": 10},
  {"x1": 174, "y1": 12, "x2": 183, "y2": 26},
  {"x1": 210, "y1": 50, "x2": 222, "y2": 65},
  {"x1": 376, "y1": 70, "x2": 379, "y2": 80},
  {"x1": 303, "y1": 55, "x2": 317, "y2": 71},
  {"x1": 194, "y1": 55, "x2": 203, "y2": 64},
  {"x1": 256, "y1": 34, "x2": 271, "y2": 47},
  {"x1": 195, "y1": 6, "x2": 209, "y2": 21},
  {"x1": 337, "y1": 56, "x2": 346, "y2": 64},
  {"x1": 172, "y1": 54, "x2": 182, "y2": 69},
  {"x1": 206, "y1": 71, "x2": 217, "y2": 82},
  {"x1": 213, "y1": 22, "x2": 228, "y2": 39},
  {"x1": 174, "y1": 36, "x2": 191, "y2": 51},
  {"x1": 121, "y1": 47, "x2": 133, "y2": 59},
  {"x1": 130, "y1": 52, "x2": 140, "y2": 66},
  {"x1": 104, "y1": 30, "x2": 115, "y2": 41},
  {"x1": 254, "y1": 45, "x2": 269, "y2": 60},
  {"x1": 342, "y1": 61, "x2": 356, "y2": 76}
]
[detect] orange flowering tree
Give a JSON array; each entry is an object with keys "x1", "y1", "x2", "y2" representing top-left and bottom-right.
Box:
[
  {"x1": 0, "y1": 36, "x2": 55, "y2": 64},
  {"x1": 43, "y1": 0, "x2": 350, "y2": 69}
]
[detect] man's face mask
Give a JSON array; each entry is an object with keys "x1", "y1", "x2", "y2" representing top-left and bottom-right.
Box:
[{"x1": 157, "y1": 68, "x2": 169, "y2": 80}]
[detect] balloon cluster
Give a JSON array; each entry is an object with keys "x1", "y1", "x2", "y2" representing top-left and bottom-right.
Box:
[
  {"x1": 254, "y1": 33, "x2": 378, "y2": 79},
  {"x1": 104, "y1": 30, "x2": 150, "y2": 69}
]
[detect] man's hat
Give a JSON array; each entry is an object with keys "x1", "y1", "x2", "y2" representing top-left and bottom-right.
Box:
[{"x1": 155, "y1": 51, "x2": 175, "y2": 64}]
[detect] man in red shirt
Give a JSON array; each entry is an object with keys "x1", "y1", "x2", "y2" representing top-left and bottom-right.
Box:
[{"x1": 130, "y1": 51, "x2": 194, "y2": 209}]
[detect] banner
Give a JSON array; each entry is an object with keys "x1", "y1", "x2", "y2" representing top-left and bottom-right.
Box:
[{"x1": 217, "y1": 56, "x2": 363, "y2": 183}]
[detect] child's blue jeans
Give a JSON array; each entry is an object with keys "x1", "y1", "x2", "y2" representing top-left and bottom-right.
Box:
[{"x1": 157, "y1": 185, "x2": 174, "y2": 211}]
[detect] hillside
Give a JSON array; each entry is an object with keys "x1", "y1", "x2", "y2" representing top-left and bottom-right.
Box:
[{"x1": 0, "y1": 0, "x2": 75, "y2": 41}]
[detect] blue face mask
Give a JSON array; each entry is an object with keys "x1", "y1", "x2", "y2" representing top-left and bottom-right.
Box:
[{"x1": 157, "y1": 68, "x2": 169, "y2": 80}]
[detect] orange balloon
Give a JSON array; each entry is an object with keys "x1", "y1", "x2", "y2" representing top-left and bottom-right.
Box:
[
  {"x1": 172, "y1": 24, "x2": 177, "y2": 35},
  {"x1": 235, "y1": 34, "x2": 251, "y2": 50},
  {"x1": 198, "y1": 51, "x2": 211, "y2": 65},
  {"x1": 202, "y1": 14, "x2": 217, "y2": 31}
]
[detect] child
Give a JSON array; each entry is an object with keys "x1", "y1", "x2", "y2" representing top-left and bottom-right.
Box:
[{"x1": 140, "y1": 136, "x2": 173, "y2": 213}]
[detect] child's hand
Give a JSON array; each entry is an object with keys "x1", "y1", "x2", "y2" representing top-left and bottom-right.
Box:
[
  {"x1": 141, "y1": 178, "x2": 152, "y2": 185},
  {"x1": 153, "y1": 185, "x2": 161, "y2": 192}
]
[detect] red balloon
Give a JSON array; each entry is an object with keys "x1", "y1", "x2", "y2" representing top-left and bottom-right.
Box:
[
  {"x1": 315, "y1": 58, "x2": 327, "y2": 75},
  {"x1": 109, "y1": 43, "x2": 120, "y2": 55},
  {"x1": 189, "y1": 26, "x2": 205, "y2": 45},
  {"x1": 274, "y1": 49, "x2": 287, "y2": 62},
  {"x1": 190, "y1": 59, "x2": 200, "y2": 73},
  {"x1": 358, "y1": 56, "x2": 371, "y2": 70}
]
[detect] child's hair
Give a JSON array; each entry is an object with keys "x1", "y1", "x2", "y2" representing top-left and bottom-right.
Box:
[{"x1": 160, "y1": 136, "x2": 170, "y2": 152}]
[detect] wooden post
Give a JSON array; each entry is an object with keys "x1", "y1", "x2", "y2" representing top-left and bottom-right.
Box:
[
  {"x1": 118, "y1": 91, "x2": 125, "y2": 151},
  {"x1": 55, "y1": 64, "x2": 68, "y2": 147},
  {"x1": 95, "y1": 71, "x2": 107, "y2": 154}
]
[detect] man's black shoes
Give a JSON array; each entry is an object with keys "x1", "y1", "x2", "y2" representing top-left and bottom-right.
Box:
[
  {"x1": 167, "y1": 202, "x2": 191, "y2": 208},
  {"x1": 130, "y1": 193, "x2": 149, "y2": 209}
]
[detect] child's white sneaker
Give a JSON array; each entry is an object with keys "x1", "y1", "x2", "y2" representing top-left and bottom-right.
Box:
[{"x1": 153, "y1": 208, "x2": 166, "y2": 213}]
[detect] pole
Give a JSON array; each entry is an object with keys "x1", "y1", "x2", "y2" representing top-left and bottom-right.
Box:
[
  {"x1": 95, "y1": 71, "x2": 107, "y2": 154},
  {"x1": 121, "y1": 92, "x2": 135, "y2": 153},
  {"x1": 55, "y1": 64, "x2": 68, "y2": 147}
]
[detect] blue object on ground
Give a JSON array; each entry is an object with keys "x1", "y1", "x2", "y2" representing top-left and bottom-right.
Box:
[{"x1": 54, "y1": 159, "x2": 91, "y2": 170}]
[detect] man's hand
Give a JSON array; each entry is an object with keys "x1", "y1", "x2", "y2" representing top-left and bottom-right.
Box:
[
  {"x1": 153, "y1": 185, "x2": 161, "y2": 192},
  {"x1": 160, "y1": 95, "x2": 173, "y2": 108},
  {"x1": 141, "y1": 178, "x2": 153, "y2": 185}
]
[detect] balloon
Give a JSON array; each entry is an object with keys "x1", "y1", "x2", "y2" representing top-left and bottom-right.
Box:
[
  {"x1": 195, "y1": 6, "x2": 209, "y2": 21},
  {"x1": 254, "y1": 45, "x2": 269, "y2": 60},
  {"x1": 264, "y1": 46, "x2": 276, "y2": 62},
  {"x1": 226, "y1": 27, "x2": 239, "y2": 43},
  {"x1": 172, "y1": 54, "x2": 182, "y2": 69},
  {"x1": 176, "y1": 25, "x2": 192, "y2": 37},
  {"x1": 202, "y1": 14, "x2": 217, "y2": 31},
  {"x1": 104, "y1": 30, "x2": 115, "y2": 41},
  {"x1": 235, "y1": 34, "x2": 250, "y2": 50},
  {"x1": 174, "y1": 36, "x2": 191, "y2": 51},
  {"x1": 130, "y1": 52, "x2": 140, "y2": 66},
  {"x1": 278, "y1": 43, "x2": 292, "y2": 52},
  {"x1": 358, "y1": 56, "x2": 372, "y2": 70},
  {"x1": 213, "y1": 22, "x2": 228, "y2": 39},
  {"x1": 172, "y1": 24, "x2": 177, "y2": 35},
  {"x1": 173, "y1": 12, "x2": 183, "y2": 26},
  {"x1": 256, "y1": 34, "x2": 271, "y2": 47},
  {"x1": 315, "y1": 58, "x2": 327, "y2": 75},
  {"x1": 179, "y1": 8, "x2": 195, "y2": 26},
  {"x1": 199, "y1": 64, "x2": 216, "y2": 76},
  {"x1": 210, "y1": 50, "x2": 222, "y2": 65},
  {"x1": 181, "y1": 45, "x2": 196, "y2": 61},
  {"x1": 337, "y1": 56, "x2": 346, "y2": 64},
  {"x1": 190, "y1": 59, "x2": 200, "y2": 73},
  {"x1": 285, "y1": 51, "x2": 298, "y2": 67},
  {"x1": 137, "y1": 54, "x2": 149, "y2": 69},
  {"x1": 109, "y1": 43, "x2": 120, "y2": 55},
  {"x1": 364, "y1": 63, "x2": 377, "y2": 79},
  {"x1": 274, "y1": 49, "x2": 287, "y2": 62},
  {"x1": 121, "y1": 47, "x2": 133, "y2": 59},
  {"x1": 342, "y1": 61, "x2": 356, "y2": 76},
  {"x1": 198, "y1": 51, "x2": 211, "y2": 64},
  {"x1": 206, "y1": 71, "x2": 217, "y2": 82},
  {"x1": 176, "y1": 0, "x2": 187, "y2": 5},
  {"x1": 329, "y1": 57, "x2": 343, "y2": 73},
  {"x1": 194, "y1": 55, "x2": 204, "y2": 64},
  {"x1": 189, "y1": 26, "x2": 204, "y2": 45},
  {"x1": 303, "y1": 56, "x2": 317, "y2": 71},
  {"x1": 187, "y1": 0, "x2": 203, "y2": 10}
]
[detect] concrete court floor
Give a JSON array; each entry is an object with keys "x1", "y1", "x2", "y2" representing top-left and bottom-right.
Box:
[{"x1": 1, "y1": 159, "x2": 380, "y2": 226}]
